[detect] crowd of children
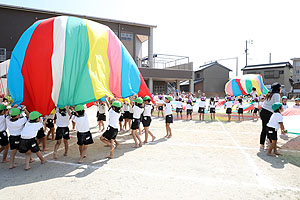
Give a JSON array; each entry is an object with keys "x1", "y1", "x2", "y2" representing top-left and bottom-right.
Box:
[{"x1": 1, "y1": 88, "x2": 300, "y2": 169}]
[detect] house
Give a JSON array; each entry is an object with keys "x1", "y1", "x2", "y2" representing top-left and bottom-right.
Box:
[
  {"x1": 180, "y1": 61, "x2": 231, "y2": 97},
  {"x1": 291, "y1": 58, "x2": 300, "y2": 82},
  {"x1": 242, "y1": 62, "x2": 293, "y2": 92}
]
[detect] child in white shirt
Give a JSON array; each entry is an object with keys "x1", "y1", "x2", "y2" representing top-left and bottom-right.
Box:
[
  {"x1": 96, "y1": 99, "x2": 107, "y2": 132},
  {"x1": 209, "y1": 97, "x2": 216, "y2": 121},
  {"x1": 53, "y1": 107, "x2": 71, "y2": 159},
  {"x1": 0, "y1": 104, "x2": 9, "y2": 163},
  {"x1": 281, "y1": 96, "x2": 289, "y2": 110},
  {"x1": 122, "y1": 100, "x2": 130, "y2": 130},
  {"x1": 72, "y1": 105, "x2": 94, "y2": 163},
  {"x1": 165, "y1": 96, "x2": 173, "y2": 138},
  {"x1": 186, "y1": 100, "x2": 193, "y2": 120},
  {"x1": 175, "y1": 98, "x2": 183, "y2": 120},
  {"x1": 131, "y1": 97, "x2": 144, "y2": 148},
  {"x1": 225, "y1": 97, "x2": 233, "y2": 121},
  {"x1": 293, "y1": 98, "x2": 300, "y2": 108},
  {"x1": 198, "y1": 97, "x2": 206, "y2": 121},
  {"x1": 19, "y1": 111, "x2": 47, "y2": 170},
  {"x1": 156, "y1": 96, "x2": 164, "y2": 118},
  {"x1": 253, "y1": 98, "x2": 259, "y2": 120},
  {"x1": 236, "y1": 98, "x2": 244, "y2": 121},
  {"x1": 266, "y1": 103, "x2": 286, "y2": 156},
  {"x1": 100, "y1": 101, "x2": 121, "y2": 159},
  {"x1": 6, "y1": 107, "x2": 28, "y2": 169},
  {"x1": 142, "y1": 96, "x2": 156, "y2": 143}
]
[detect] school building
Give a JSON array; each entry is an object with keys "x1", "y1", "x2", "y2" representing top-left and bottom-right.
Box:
[
  {"x1": 0, "y1": 4, "x2": 194, "y2": 95},
  {"x1": 242, "y1": 62, "x2": 294, "y2": 93}
]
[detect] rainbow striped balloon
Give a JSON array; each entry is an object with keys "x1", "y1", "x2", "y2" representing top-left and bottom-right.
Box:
[
  {"x1": 8, "y1": 16, "x2": 151, "y2": 115},
  {"x1": 225, "y1": 74, "x2": 268, "y2": 96}
]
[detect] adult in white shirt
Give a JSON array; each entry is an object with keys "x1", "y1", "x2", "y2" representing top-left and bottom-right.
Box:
[{"x1": 259, "y1": 82, "x2": 281, "y2": 149}]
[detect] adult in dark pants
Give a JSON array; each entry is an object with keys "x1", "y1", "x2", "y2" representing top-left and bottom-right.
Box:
[{"x1": 259, "y1": 83, "x2": 281, "y2": 149}]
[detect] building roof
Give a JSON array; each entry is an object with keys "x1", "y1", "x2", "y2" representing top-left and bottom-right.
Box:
[
  {"x1": 0, "y1": 3, "x2": 157, "y2": 28},
  {"x1": 180, "y1": 78, "x2": 203, "y2": 86},
  {"x1": 195, "y1": 61, "x2": 232, "y2": 72},
  {"x1": 242, "y1": 62, "x2": 293, "y2": 71}
]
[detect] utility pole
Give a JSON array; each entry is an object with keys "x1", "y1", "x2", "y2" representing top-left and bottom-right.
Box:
[{"x1": 245, "y1": 40, "x2": 248, "y2": 66}]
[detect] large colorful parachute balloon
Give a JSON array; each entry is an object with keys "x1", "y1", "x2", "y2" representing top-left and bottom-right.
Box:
[
  {"x1": 8, "y1": 16, "x2": 152, "y2": 115},
  {"x1": 282, "y1": 108, "x2": 300, "y2": 135},
  {"x1": 225, "y1": 74, "x2": 268, "y2": 97}
]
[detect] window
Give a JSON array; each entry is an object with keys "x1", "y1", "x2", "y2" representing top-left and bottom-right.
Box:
[
  {"x1": 121, "y1": 32, "x2": 133, "y2": 41},
  {"x1": 196, "y1": 73, "x2": 200, "y2": 79},
  {"x1": 264, "y1": 70, "x2": 279, "y2": 79},
  {"x1": 296, "y1": 62, "x2": 300, "y2": 67},
  {"x1": 279, "y1": 70, "x2": 284, "y2": 74}
]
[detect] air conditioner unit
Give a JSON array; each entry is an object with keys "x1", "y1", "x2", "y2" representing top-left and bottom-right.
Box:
[{"x1": 0, "y1": 48, "x2": 6, "y2": 61}]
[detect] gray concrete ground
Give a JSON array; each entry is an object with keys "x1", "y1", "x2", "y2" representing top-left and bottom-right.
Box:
[{"x1": 1, "y1": 106, "x2": 300, "y2": 200}]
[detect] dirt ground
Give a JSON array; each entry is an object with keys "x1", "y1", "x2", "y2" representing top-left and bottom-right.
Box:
[{"x1": 1, "y1": 106, "x2": 300, "y2": 200}]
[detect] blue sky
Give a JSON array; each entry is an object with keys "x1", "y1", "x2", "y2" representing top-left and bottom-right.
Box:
[{"x1": 1, "y1": 0, "x2": 300, "y2": 75}]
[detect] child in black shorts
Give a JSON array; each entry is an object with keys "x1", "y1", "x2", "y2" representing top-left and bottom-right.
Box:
[
  {"x1": 266, "y1": 103, "x2": 286, "y2": 156},
  {"x1": 6, "y1": 107, "x2": 28, "y2": 169},
  {"x1": 19, "y1": 111, "x2": 47, "y2": 170},
  {"x1": 131, "y1": 97, "x2": 144, "y2": 147},
  {"x1": 45, "y1": 109, "x2": 56, "y2": 141},
  {"x1": 142, "y1": 96, "x2": 156, "y2": 143},
  {"x1": 100, "y1": 101, "x2": 121, "y2": 159},
  {"x1": 96, "y1": 99, "x2": 107, "y2": 132},
  {"x1": 122, "y1": 100, "x2": 131, "y2": 130},
  {"x1": 225, "y1": 97, "x2": 233, "y2": 121},
  {"x1": 198, "y1": 97, "x2": 206, "y2": 121},
  {"x1": 0, "y1": 104, "x2": 9, "y2": 163},
  {"x1": 53, "y1": 107, "x2": 71, "y2": 159},
  {"x1": 164, "y1": 96, "x2": 173, "y2": 138},
  {"x1": 72, "y1": 105, "x2": 94, "y2": 163},
  {"x1": 236, "y1": 98, "x2": 244, "y2": 121},
  {"x1": 209, "y1": 97, "x2": 216, "y2": 121},
  {"x1": 186, "y1": 99, "x2": 193, "y2": 120}
]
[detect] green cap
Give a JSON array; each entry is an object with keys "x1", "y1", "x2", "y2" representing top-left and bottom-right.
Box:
[
  {"x1": 296, "y1": 98, "x2": 300, "y2": 101},
  {"x1": 112, "y1": 101, "x2": 121, "y2": 108},
  {"x1": 143, "y1": 96, "x2": 151, "y2": 101},
  {"x1": 75, "y1": 105, "x2": 84, "y2": 112},
  {"x1": 134, "y1": 97, "x2": 143, "y2": 104},
  {"x1": 272, "y1": 102, "x2": 283, "y2": 111},
  {"x1": 282, "y1": 96, "x2": 287, "y2": 99},
  {"x1": 165, "y1": 96, "x2": 173, "y2": 101},
  {"x1": 58, "y1": 105, "x2": 65, "y2": 109},
  {"x1": 0, "y1": 104, "x2": 7, "y2": 111},
  {"x1": 29, "y1": 111, "x2": 42, "y2": 120},
  {"x1": 10, "y1": 108, "x2": 22, "y2": 117}
]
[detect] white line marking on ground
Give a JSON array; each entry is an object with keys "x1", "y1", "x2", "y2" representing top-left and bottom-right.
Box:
[{"x1": 216, "y1": 119, "x2": 272, "y2": 188}]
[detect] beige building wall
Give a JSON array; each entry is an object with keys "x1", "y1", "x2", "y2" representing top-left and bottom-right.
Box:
[{"x1": 291, "y1": 58, "x2": 300, "y2": 82}]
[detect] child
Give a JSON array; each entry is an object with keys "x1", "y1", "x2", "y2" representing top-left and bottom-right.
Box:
[
  {"x1": 6, "y1": 107, "x2": 28, "y2": 169},
  {"x1": 198, "y1": 97, "x2": 206, "y2": 121},
  {"x1": 96, "y1": 99, "x2": 106, "y2": 132},
  {"x1": 225, "y1": 97, "x2": 233, "y2": 121},
  {"x1": 209, "y1": 97, "x2": 216, "y2": 121},
  {"x1": 236, "y1": 98, "x2": 244, "y2": 121},
  {"x1": 100, "y1": 101, "x2": 121, "y2": 159},
  {"x1": 293, "y1": 98, "x2": 300, "y2": 108},
  {"x1": 186, "y1": 99, "x2": 193, "y2": 120},
  {"x1": 123, "y1": 100, "x2": 130, "y2": 130},
  {"x1": 266, "y1": 103, "x2": 286, "y2": 156},
  {"x1": 165, "y1": 96, "x2": 173, "y2": 138},
  {"x1": 253, "y1": 98, "x2": 259, "y2": 120},
  {"x1": 36, "y1": 119, "x2": 48, "y2": 151},
  {"x1": 19, "y1": 111, "x2": 47, "y2": 170},
  {"x1": 72, "y1": 105, "x2": 94, "y2": 163},
  {"x1": 45, "y1": 109, "x2": 56, "y2": 141},
  {"x1": 0, "y1": 104, "x2": 9, "y2": 163},
  {"x1": 119, "y1": 104, "x2": 124, "y2": 132},
  {"x1": 131, "y1": 97, "x2": 144, "y2": 148},
  {"x1": 53, "y1": 107, "x2": 71, "y2": 159},
  {"x1": 128, "y1": 102, "x2": 134, "y2": 128},
  {"x1": 281, "y1": 96, "x2": 288, "y2": 110},
  {"x1": 142, "y1": 96, "x2": 156, "y2": 143},
  {"x1": 157, "y1": 95, "x2": 164, "y2": 117},
  {"x1": 176, "y1": 98, "x2": 183, "y2": 120}
]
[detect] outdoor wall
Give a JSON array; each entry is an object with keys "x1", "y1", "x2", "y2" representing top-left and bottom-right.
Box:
[
  {"x1": 168, "y1": 62, "x2": 193, "y2": 71},
  {"x1": 202, "y1": 65, "x2": 229, "y2": 95}
]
